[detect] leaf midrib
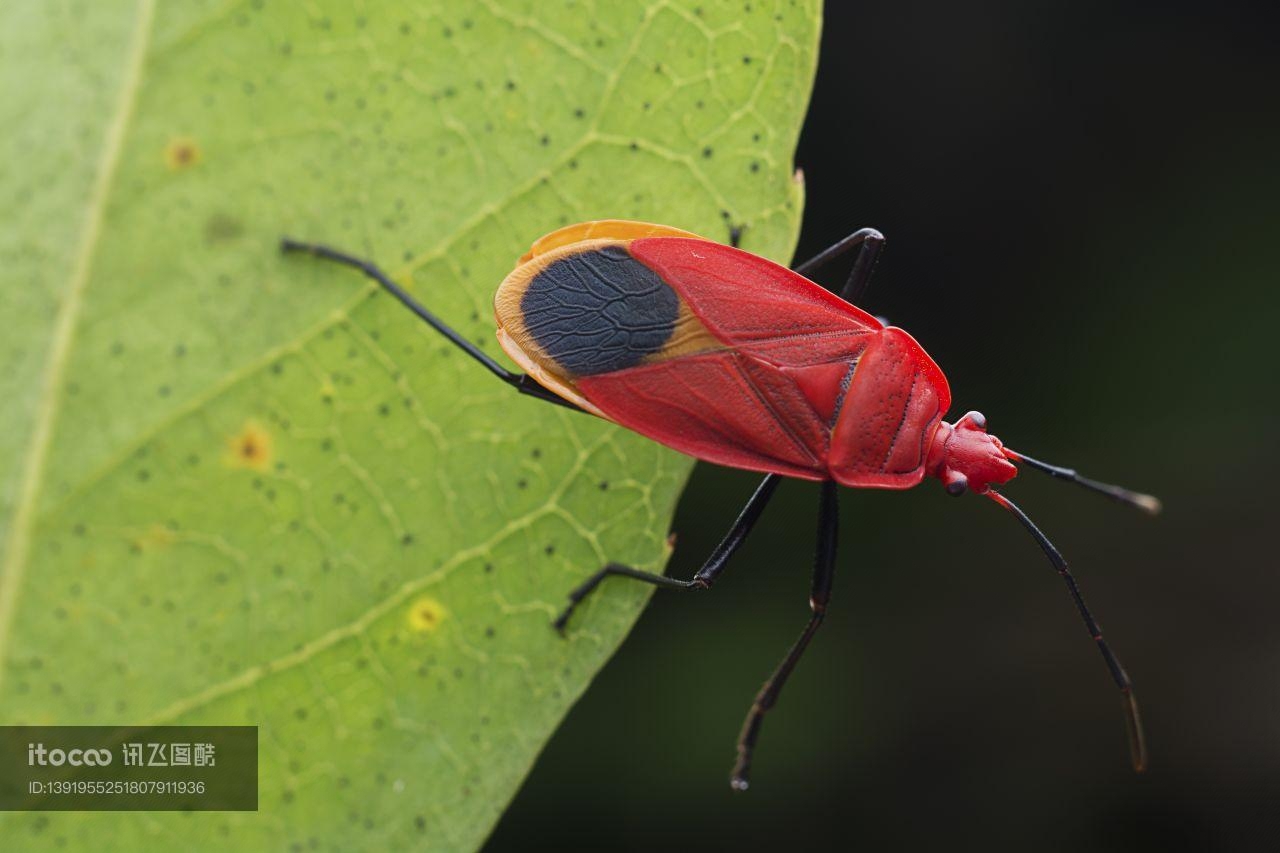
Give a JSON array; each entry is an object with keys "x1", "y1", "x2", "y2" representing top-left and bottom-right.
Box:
[{"x1": 0, "y1": 0, "x2": 157, "y2": 694}]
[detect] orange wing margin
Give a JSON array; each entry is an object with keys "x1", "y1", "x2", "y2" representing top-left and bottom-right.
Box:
[{"x1": 518, "y1": 220, "x2": 707, "y2": 264}]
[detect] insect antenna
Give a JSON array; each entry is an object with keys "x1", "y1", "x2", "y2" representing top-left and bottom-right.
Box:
[
  {"x1": 987, "y1": 490, "x2": 1148, "y2": 772},
  {"x1": 1003, "y1": 449, "x2": 1162, "y2": 515}
]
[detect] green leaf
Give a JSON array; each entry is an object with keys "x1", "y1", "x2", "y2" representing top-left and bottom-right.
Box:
[{"x1": 0, "y1": 1, "x2": 818, "y2": 848}]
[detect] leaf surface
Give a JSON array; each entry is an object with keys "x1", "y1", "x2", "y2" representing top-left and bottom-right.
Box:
[{"x1": 0, "y1": 1, "x2": 819, "y2": 848}]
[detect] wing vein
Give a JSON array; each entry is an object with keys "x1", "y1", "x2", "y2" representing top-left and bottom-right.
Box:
[{"x1": 733, "y1": 357, "x2": 823, "y2": 468}]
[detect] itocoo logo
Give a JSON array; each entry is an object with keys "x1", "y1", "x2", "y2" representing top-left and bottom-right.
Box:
[{"x1": 27, "y1": 743, "x2": 112, "y2": 767}]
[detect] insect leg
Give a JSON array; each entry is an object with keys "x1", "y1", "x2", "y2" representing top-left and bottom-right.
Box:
[
  {"x1": 730, "y1": 479, "x2": 838, "y2": 790},
  {"x1": 792, "y1": 228, "x2": 886, "y2": 305},
  {"x1": 280, "y1": 238, "x2": 582, "y2": 412},
  {"x1": 552, "y1": 473, "x2": 782, "y2": 633}
]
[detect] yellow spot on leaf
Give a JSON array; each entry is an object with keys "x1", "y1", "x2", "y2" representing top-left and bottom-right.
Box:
[
  {"x1": 164, "y1": 136, "x2": 201, "y2": 170},
  {"x1": 408, "y1": 597, "x2": 446, "y2": 633},
  {"x1": 226, "y1": 421, "x2": 273, "y2": 471}
]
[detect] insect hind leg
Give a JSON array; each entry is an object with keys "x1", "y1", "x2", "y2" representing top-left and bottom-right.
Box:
[
  {"x1": 553, "y1": 562, "x2": 702, "y2": 633},
  {"x1": 280, "y1": 238, "x2": 581, "y2": 411},
  {"x1": 552, "y1": 474, "x2": 781, "y2": 632}
]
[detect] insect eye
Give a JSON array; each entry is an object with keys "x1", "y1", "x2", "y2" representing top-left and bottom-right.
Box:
[{"x1": 945, "y1": 475, "x2": 968, "y2": 497}]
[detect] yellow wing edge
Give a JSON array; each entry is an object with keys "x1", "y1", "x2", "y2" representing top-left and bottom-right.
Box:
[{"x1": 517, "y1": 219, "x2": 709, "y2": 264}]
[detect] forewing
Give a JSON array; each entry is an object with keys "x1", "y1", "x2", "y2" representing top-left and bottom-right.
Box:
[
  {"x1": 494, "y1": 231, "x2": 880, "y2": 468},
  {"x1": 576, "y1": 350, "x2": 831, "y2": 479},
  {"x1": 629, "y1": 237, "x2": 882, "y2": 367}
]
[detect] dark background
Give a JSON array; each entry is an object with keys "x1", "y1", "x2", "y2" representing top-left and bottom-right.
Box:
[{"x1": 489, "y1": 2, "x2": 1279, "y2": 850}]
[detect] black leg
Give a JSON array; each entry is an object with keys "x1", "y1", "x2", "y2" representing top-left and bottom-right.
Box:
[
  {"x1": 280, "y1": 238, "x2": 582, "y2": 412},
  {"x1": 731, "y1": 480, "x2": 839, "y2": 790},
  {"x1": 552, "y1": 473, "x2": 782, "y2": 632},
  {"x1": 792, "y1": 228, "x2": 886, "y2": 305}
]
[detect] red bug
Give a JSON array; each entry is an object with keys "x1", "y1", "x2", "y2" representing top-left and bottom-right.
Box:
[{"x1": 282, "y1": 219, "x2": 1160, "y2": 789}]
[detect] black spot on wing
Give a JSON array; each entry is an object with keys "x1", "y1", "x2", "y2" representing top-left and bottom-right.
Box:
[{"x1": 521, "y1": 246, "x2": 678, "y2": 375}]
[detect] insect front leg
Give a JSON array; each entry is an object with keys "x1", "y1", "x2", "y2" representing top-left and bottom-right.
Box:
[
  {"x1": 730, "y1": 479, "x2": 839, "y2": 790},
  {"x1": 792, "y1": 227, "x2": 886, "y2": 305},
  {"x1": 280, "y1": 238, "x2": 583, "y2": 412},
  {"x1": 552, "y1": 473, "x2": 782, "y2": 632}
]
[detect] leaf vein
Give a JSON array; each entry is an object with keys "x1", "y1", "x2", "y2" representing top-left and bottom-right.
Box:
[{"x1": 0, "y1": 0, "x2": 158, "y2": 694}]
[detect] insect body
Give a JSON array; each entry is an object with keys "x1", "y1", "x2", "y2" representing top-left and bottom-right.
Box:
[
  {"x1": 282, "y1": 219, "x2": 1160, "y2": 789},
  {"x1": 492, "y1": 220, "x2": 1010, "y2": 494}
]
